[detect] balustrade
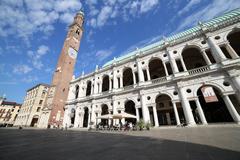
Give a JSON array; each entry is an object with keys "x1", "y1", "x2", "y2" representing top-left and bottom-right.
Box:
[{"x1": 188, "y1": 66, "x2": 210, "y2": 75}]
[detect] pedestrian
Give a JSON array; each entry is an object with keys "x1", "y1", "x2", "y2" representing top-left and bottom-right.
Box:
[{"x1": 65, "y1": 123, "x2": 68, "y2": 130}]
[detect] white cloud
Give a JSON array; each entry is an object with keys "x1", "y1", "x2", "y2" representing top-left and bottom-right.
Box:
[
  {"x1": 176, "y1": 0, "x2": 240, "y2": 32},
  {"x1": 13, "y1": 64, "x2": 32, "y2": 74},
  {"x1": 95, "y1": 47, "x2": 114, "y2": 61},
  {"x1": 28, "y1": 45, "x2": 49, "y2": 69},
  {"x1": 0, "y1": 0, "x2": 82, "y2": 42},
  {"x1": 140, "y1": 0, "x2": 159, "y2": 13},
  {"x1": 97, "y1": 6, "x2": 113, "y2": 27},
  {"x1": 178, "y1": 0, "x2": 201, "y2": 16},
  {"x1": 86, "y1": 0, "x2": 159, "y2": 28},
  {"x1": 21, "y1": 75, "x2": 38, "y2": 83},
  {"x1": 86, "y1": 0, "x2": 98, "y2": 5}
]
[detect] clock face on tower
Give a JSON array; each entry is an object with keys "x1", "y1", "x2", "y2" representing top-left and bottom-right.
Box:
[{"x1": 68, "y1": 47, "x2": 77, "y2": 59}]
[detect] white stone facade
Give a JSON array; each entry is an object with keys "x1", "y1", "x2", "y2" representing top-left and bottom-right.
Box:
[
  {"x1": 14, "y1": 84, "x2": 49, "y2": 127},
  {"x1": 64, "y1": 11, "x2": 240, "y2": 128}
]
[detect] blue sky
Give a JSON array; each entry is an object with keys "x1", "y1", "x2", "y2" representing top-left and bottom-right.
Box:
[{"x1": 0, "y1": 0, "x2": 240, "y2": 103}]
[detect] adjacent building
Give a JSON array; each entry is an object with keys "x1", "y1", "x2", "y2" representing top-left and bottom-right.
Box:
[
  {"x1": 0, "y1": 97, "x2": 21, "y2": 127},
  {"x1": 63, "y1": 8, "x2": 240, "y2": 128},
  {"x1": 14, "y1": 84, "x2": 49, "y2": 127}
]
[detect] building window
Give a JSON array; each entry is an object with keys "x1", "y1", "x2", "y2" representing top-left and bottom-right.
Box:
[
  {"x1": 76, "y1": 29, "x2": 80, "y2": 35},
  {"x1": 37, "y1": 107, "x2": 41, "y2": 112},
  {"x1": 41, "y1": 92, "x2": 46, "y2": 98},
  {"x1": 39, "y1": 100, "x2": 43, "y2": 105}
]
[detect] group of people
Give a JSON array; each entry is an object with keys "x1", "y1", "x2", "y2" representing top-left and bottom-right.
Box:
[{"x1": 96, "y1": 121, "x2": 136, "y2": 131}]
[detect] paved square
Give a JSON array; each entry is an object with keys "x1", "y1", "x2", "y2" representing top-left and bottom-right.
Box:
[{"x1": 0, "y1": 126, "x2": 240, "y2": 160}]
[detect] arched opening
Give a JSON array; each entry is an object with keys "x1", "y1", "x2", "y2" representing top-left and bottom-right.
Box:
[
  {"x1": 83, "y1": 107, "x2": 89, "y2": 127},
  {"x1": 149, "y1": 58, "x2": 165, "y2": 80},
  {"x1": 86, "y1": 81, "x2": 92, "y2": 96},
  {"x1": 123, "y1": 68, "x2": 133, "y2": 87},
  {"x1": 102, "y1": 75, "x2": 109, "y2": 92},
  {"x1": 227, "y1": 30, "x2": 240, "y2": 56},
  {"x1": 30, "y1": 115, "x2": 39, "y2": 127},
  {"x1": 155, "y1": 94, "x2": 177, "y2": 125},
  {"x1": 124, "y1": 100, "x2": 136, "y2": 124},
  {"x1": 197, "y1": 85, "x2": 233, "y2": 123},
  {"x1": 101, "y1": 104, "x2": 109, "y2": 126},
  {"x1": 70, "y1": 108, "x2": 75, "y2": 125},
  {"x1": 182, "y1": 47, "x2": 207, "y2": 70},
  {"x1": 75, "y1": 85, "x2": 79, "y2": 99}
]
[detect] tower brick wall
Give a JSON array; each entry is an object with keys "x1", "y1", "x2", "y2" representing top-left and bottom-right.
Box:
[{"x1": 41, "y1": 12, "x2": 84, "y2": 128}]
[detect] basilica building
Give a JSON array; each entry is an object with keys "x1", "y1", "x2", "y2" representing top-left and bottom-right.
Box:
[{"x1": 63, "y1": 8, "x2": 240, "y2": 128}]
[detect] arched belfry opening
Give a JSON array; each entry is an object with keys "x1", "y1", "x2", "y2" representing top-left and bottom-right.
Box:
[
  {"x1": 197, "y1": 86, "x2": 233, "y2": 123},
  {"x1": 75, "y1": 85, "x2": 79, "y2": 99},
  {"x1": 102, "y1": 75, "x2": 109, "y2": 92},
  {"x1": 155, "y1": 94, "x2": 177, "y2": 125},
  {"x1": 124, "y1": 100, "x2": 136, "y2": 124},
  {"x1": 149, "y1": 58, "x2": 165, "y2": 80},
  {"x1": 227, "y1": 30, "x2": 240, "y2": 56},
  {"x1": 86, "y1": 81, "x2": 92, "y2": 96},
  {"x1": 83, "y1": 107, "x2": 89, "y2": 127},
  {"x1": 182, "y1": 47, "x2": 207, "y2": 70},
  {"x1": 123, "y1": 68, "x2": 134, "y2": 87}
]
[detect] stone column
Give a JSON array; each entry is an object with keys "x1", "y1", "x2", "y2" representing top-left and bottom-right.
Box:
[
  {"x1": 136, "y1": 107, "x2": 140, "y2": 121},
  {"x1": 232, "y1": 76, "x2": 240, "y2": 93},
  {"x1": 109, "y1": 78, "x2": 112, "y2": 91},
  {"x1": 74, "y1": 108, "x2": 80, "y2": 128},
  {"x1": 87, "y1": 112, "x2": 91, "y2": 128},
  {"x1": 195, "y1": 99, "x2": 207, "y2": 125},
  {"x1": 201, "y1": 50, "x2": 212, "y2": 65},
  {"x1": 79, "y1": 112, "x2": 84, "y2": 128},
  {"x1": 112, "y1": 99, "x2": 118, "y2": 125},
  {"x1": 91, "y1": 106, "x2": 96, "y2": 127},
  {"x1": 225, "y1": 42, "x2": 239, "y2": 59},
  {"x1": 137, "y1": 61, "x2": 144, "y2": 82},
  {"x1": 96, "y1": 112, "x2": 101, "y2": 125},
  {"x1": 172, "y1": 101, "x2": 181, "y2": 126},
  {"x1": 97, "y1": 83, "x2": 101, "y2": 93},
  {"x1": 113, "y1": 69, "x2": 118, "y2": 89},
  {"x1": 93, "y1": 77, "x2": 98, "y2": 94},
  {"x1": 120, "y1": 76, "x2": 123, "y2": 88},
  {"x1": 146, "y1": 68, "x2": 151, "y2": 81},
  {"x1": 207, "y1": 36, "x2": 227, "y2": 62},
  {"x1": 167, "y1": 50, "x2": 179, "y2": 73},
  {"x1": 178, "y1": 86, "x2": 196, "y2": 126},
  {"x1": 180, "y1": 57, "x2": 187, "y2": 71},
  {"x1": 140, "y1": 94, "x2": 150, "y2": 123},
  {"x1": 223, "y1": 95, "x2": 240, "y2": 123},
  {"x1": 133, "y1": 71, "x2": 136, "y2": 84},
  {"x1": 162, "y1": 61, "x2": 169, "y2": 76},
  {"x1": 91, "y1": 84, "x2": 94, "y2": 95},
  {"x1": 121, "y1": 110, "x2": 125, "y2": 124},
  {"x1": 152, "y1": 106, "x2": 159, "y2": 127},
  {"x1": 63, "y1": 107, "x2": 70, "y2": 128}
]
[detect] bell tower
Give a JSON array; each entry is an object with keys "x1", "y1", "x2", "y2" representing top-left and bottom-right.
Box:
[{"x1": 41, "y1": 11, "x2": 84, "y2": 128}]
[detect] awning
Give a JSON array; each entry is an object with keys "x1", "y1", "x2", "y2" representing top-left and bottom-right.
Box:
[
  {"x1": 112, "y1": 112, "x2": 137, "y2": 119},
  {"x1": 96, "y1": 114, "x2": 113, "y2": 119}
]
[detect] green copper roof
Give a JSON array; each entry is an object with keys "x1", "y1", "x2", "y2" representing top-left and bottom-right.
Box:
[{"x1": 103, "y1": 8, "x2": 240, "y2": 67}]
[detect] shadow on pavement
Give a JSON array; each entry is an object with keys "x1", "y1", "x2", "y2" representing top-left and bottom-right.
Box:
[{"x1": 0, "y1": 129, "x2": 239, "y2": 160}]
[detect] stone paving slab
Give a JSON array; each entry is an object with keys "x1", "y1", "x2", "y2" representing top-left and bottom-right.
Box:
[{"x1": 0, "y1": 126, "x2": 239, "y2": 160}]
